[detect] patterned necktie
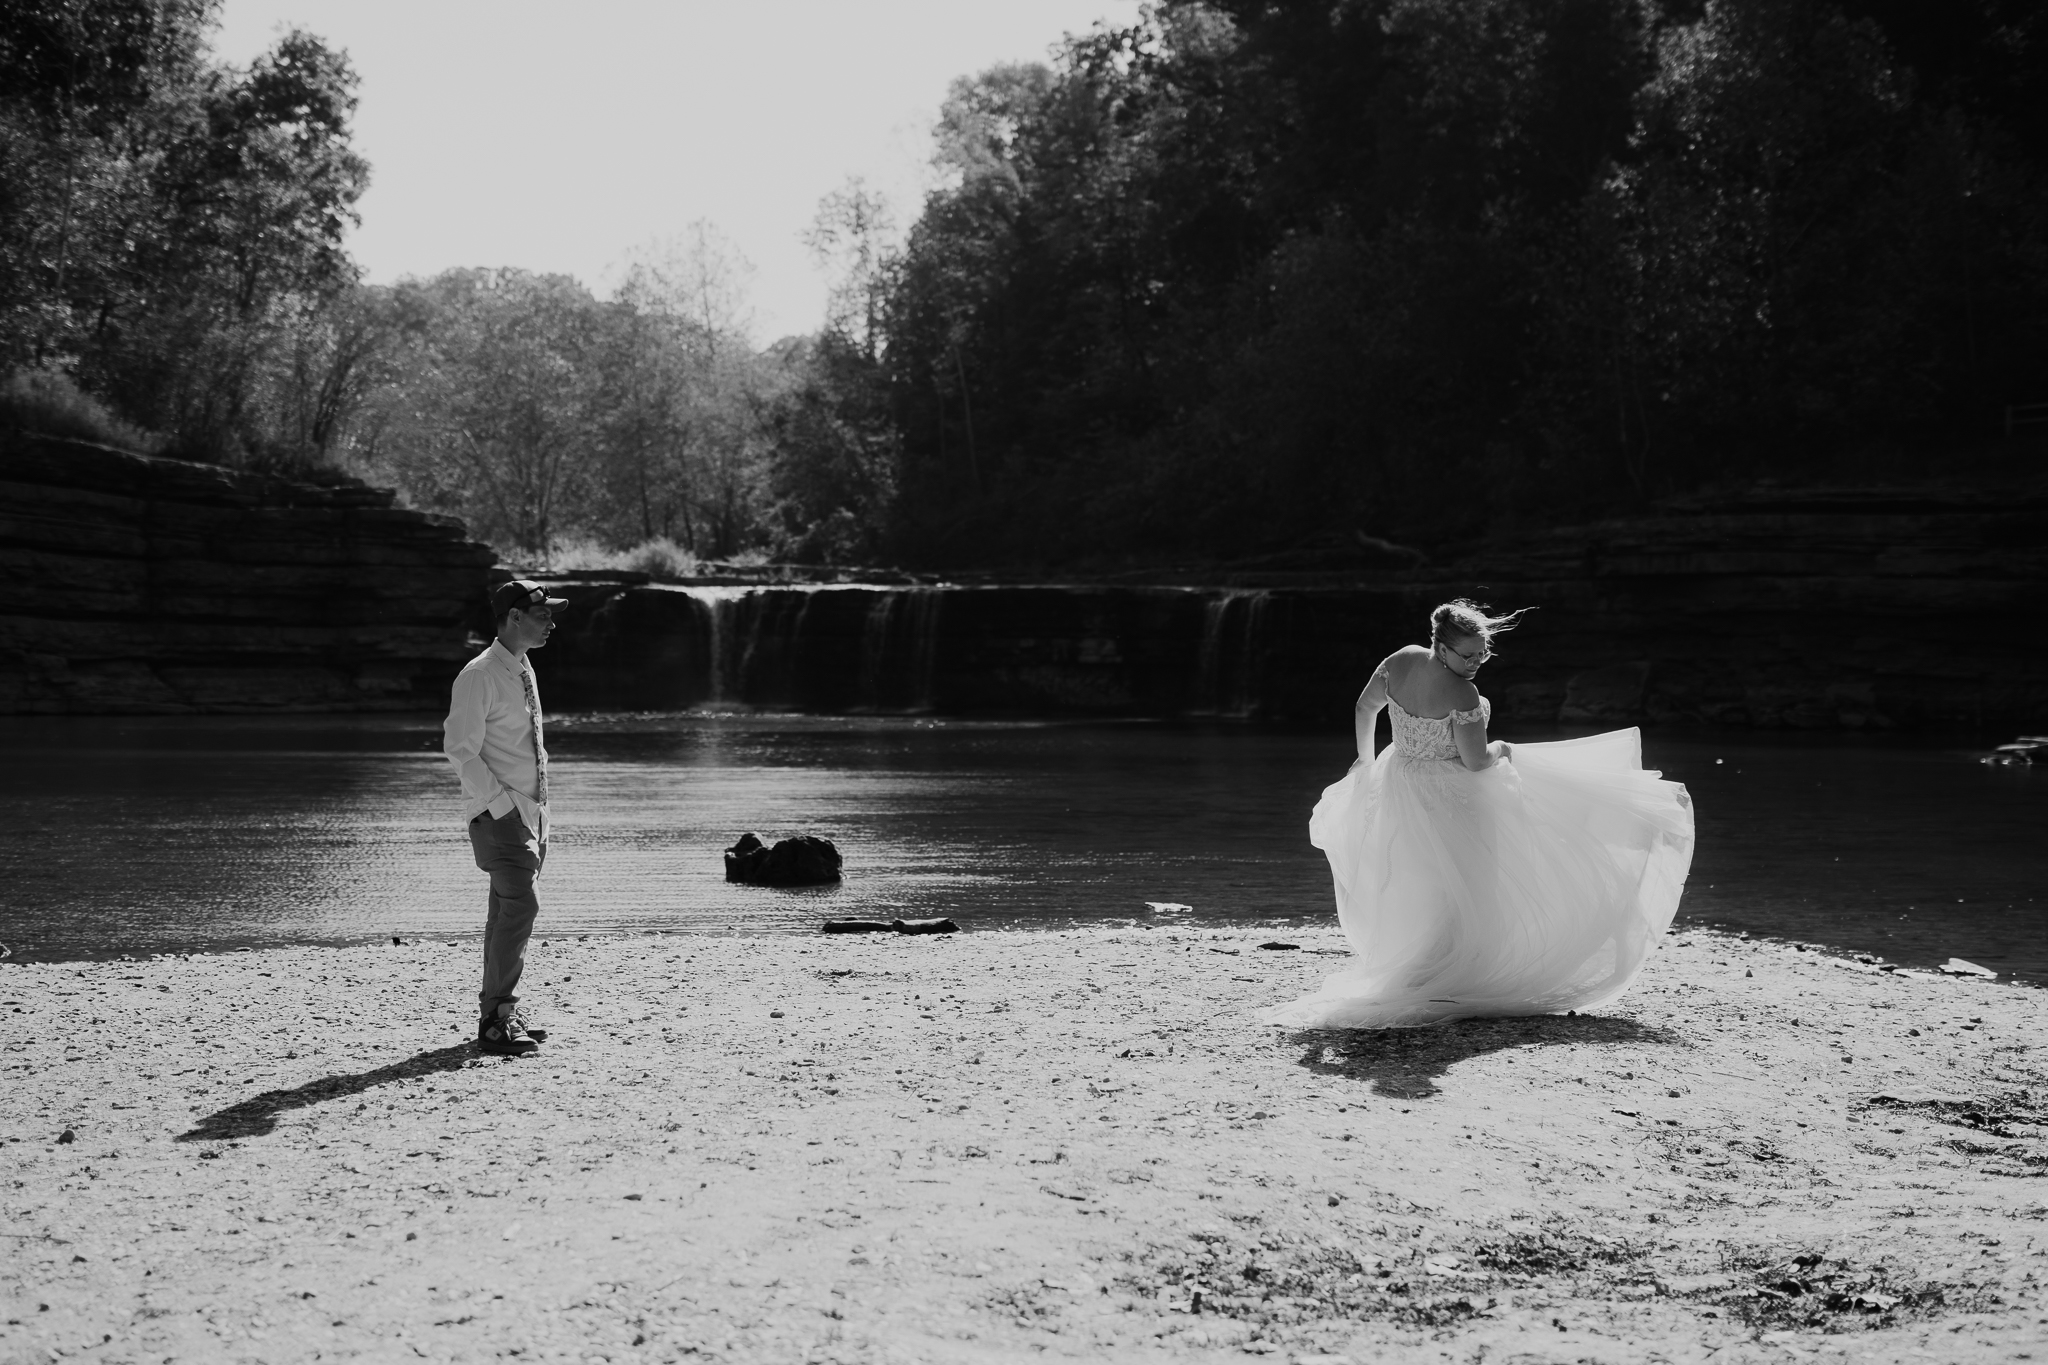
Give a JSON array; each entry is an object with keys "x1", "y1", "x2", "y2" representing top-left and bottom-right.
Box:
[{"x1": 520, "y1": 663, "x2": 549, "y2": 806}]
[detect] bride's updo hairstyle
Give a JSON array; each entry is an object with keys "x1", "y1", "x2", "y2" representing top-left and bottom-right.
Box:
[{"x1": 1430, "y1": 598, "x2": 1532, "y2": 650}]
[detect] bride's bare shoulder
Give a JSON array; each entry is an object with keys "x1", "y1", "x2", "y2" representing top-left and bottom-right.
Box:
[{"x1": 1383, "y1": 644, "x2": 1430, "y2": 673}]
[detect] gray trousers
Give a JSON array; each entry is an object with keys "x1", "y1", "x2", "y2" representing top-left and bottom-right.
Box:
[{"x1": 468, "y1": 810, "x2": 545, "y2": 1020}]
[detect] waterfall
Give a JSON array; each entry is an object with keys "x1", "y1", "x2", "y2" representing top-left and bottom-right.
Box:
[
  {"x1": 856, "y1": 593, "x2": 897, "y2": 709},
  {"x1": 1193, "y1": 589, "x2": 1270, "y2": 717},
  {"x1": 679, "y1": 587, "x2": 746, "y2": 704},
  {"x1": 575, "y1": 580, "x2": 1283, "y2": 719},
  {"x1": 736, "y1": 588, "x2": 817, "y2": 706},
  {"x1": 1230, "y1": 590, "x2": 1270, "y2": 717},
  {"x1": 706, "y1": 593, "x2": 735, "y2": 702},
  {"x1": 852, "y1": 588, "x2": 943, "y2": 712},
  {"x1": 906, "y1": 588, "x2": 942, "y2": 712},
  {"x1": 666, "y1": 586, "x2": 823, "y2": 708},
  {"x1": 780, "y1": 590, "x2": 819, "y2": 702},
  {"x1": 1195, "y1": 594, "x2": 1231, "y2": 710}
]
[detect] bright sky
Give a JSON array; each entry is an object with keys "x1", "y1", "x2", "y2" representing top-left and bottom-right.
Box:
[{"x1": 212, "y1": 1, "x2": 1142, "y2": 343}]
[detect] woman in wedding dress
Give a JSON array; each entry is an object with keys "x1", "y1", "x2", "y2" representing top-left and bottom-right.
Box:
[{"x1": 1263, "y1": 600, "x2": 1695, "y2": 1029}]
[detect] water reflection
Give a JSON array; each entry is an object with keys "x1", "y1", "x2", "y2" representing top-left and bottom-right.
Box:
[{"x1": 0, "y1": 714, "x2": 2039, "y2": 983}]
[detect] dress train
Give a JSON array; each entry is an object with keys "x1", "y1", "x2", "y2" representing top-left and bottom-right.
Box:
[{"x1": 1263, "y1": 702, "x2": 1694, "y2": 1029}]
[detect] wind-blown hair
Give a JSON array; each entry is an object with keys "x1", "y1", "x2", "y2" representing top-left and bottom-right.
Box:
[{"x1": 1430, "y1": 598, "x2": 1533, "y2": 649}]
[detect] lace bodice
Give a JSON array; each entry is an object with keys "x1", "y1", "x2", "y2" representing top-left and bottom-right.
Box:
[{"x1": 1386, "y1": 694, "x2": 1489, "y2": 760}]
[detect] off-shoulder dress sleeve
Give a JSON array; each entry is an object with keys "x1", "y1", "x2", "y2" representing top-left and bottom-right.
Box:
[{"x1": 1447, "y1": 697, "x2": 1490, "y2": 726}]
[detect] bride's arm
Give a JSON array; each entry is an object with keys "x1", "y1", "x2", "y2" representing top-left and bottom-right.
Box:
[
  {"x1": 1354, "y1": 663, "x2": 1390, "y2": 760},
  {"x1": 1453, "y1": 719, "x2": 1508, "y2": 770},
  {"x1": 1449, "y1": 686, "x2": 1510, "y2": 770}
]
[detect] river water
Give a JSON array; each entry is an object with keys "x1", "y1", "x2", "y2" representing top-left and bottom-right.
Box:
[{"x1": 0, "y1": 713, "x2": 2040, "y2": 984}]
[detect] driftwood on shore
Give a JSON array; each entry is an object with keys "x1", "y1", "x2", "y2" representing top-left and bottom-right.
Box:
[{"x1": 821, "y1": 917, "x2": 958, "y2": 935}]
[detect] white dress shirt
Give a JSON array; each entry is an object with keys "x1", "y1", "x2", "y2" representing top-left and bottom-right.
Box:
[{"x1": 443, "y1": 640, "x2": 549, "y2": 841}]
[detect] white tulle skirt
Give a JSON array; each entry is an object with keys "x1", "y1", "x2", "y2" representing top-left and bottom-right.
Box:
[{"x1": 1262, "y1": 730, "x2": 1694, "y2": 1029}]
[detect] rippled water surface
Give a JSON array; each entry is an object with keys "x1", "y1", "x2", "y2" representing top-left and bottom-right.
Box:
[{"x1": 0, "y1": 714, "x2": 2039, "y2": 982}]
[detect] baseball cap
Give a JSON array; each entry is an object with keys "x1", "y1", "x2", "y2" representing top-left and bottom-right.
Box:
[{"x1": 491, "y1": 579, "x2": 569, "y2": 617}]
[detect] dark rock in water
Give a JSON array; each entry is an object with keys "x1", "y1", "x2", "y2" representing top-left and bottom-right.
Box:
[
  {"x1": 822, "y1": 920, "x2": 894, "y2": 934},
  {"x1": 1257, "y1": 941, "x2": 1300, "y2": 951},
  {"x1": 725, "y1": 832, "x2": 766, "y2": 865},
  {"x1": 725, "y1": 832, "x2": 843, "y2": 886}
]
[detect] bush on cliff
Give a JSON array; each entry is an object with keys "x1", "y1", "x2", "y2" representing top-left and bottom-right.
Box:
[
  {"x1": 0, "y1": 369, "x2": 155, "y2": 454},
  {"x1": 547, "y1": 535, "x2": 704, "y2": 580}
]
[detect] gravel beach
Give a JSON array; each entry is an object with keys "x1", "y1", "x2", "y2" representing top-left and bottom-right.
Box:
[{"x1": 2, "y1": 926, "x2": 2041, "y2": 1364}]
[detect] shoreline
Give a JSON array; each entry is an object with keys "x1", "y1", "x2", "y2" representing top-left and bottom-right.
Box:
[
  {"x1": 4, "y1": 919, "x2": 2037, "y2": 990},
  {"x1": 3, "y1": 925, "x2": 2042, "y2": 1363}
]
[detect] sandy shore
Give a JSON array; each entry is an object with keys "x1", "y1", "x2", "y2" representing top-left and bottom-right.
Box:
[{"x1": 1, "y1": 925, "x2": 2041, "y2": 1364}]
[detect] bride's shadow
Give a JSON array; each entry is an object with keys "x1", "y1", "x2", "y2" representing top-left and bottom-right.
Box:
[{"x1": 1286, "y1": 1013, "x2": 1685, "y2": 1100}]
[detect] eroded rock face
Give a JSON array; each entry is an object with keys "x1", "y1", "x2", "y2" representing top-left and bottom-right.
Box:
[
  {"x1": 523, "y1": 481, "x2": 2047, "y2": 732},
  {"x1": 17, "y1": 434, "x2": 2033, "y2": 730},
  {"x1": 1, "y1": 434, "x2": 498, "y2": 713}
]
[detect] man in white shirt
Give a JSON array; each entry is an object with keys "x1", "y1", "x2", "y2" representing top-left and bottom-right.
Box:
[{"x1": 443, "y1": 579, "x2": 568, "y2": 1056}]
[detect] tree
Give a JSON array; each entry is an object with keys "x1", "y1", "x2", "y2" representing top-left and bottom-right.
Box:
[
  {"x1": 859, "y1": 0, "x2": 2047, "y2": 569},
  {"x1": 0, "y1": 4, "x2": 372, "y2": 467},
  {"x1": 366, "y1": 269, "x2": 604, "y2": 556},
  {"x1": 267, "y1": 284, "x2": 397, "y2": 463},
  {"x1": 0, "y1": 0, "x2": 214, "y2": 367},
  {"x1": 803, "y1": 178, "x2": 900, "y2": 362},
  {"x1": 597, "y1": 224, "x2": 767, "y2": 556},
  {"x1": 761, "y1": 331, "x2": 899, "y2": 564},
  {"x1": 355, "y1": 253, "x2": 788, "y2": 565},
  {"x1": 1557, "y1": 0, "x2": 2048, "y2": 481}
]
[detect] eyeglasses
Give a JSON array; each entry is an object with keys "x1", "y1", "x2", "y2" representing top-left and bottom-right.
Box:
[{"x1": 1441, "y1": 641, "x2": 1490, "y2": 666}]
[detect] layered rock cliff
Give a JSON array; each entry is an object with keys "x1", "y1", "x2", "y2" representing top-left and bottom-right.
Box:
[
  {"x1": 1434, "y1": 483, "x2": 2048, "y2": 730},
  {"x1": 1, "y1": 434, "x2": 497, "y2": 713},
  {"x1": 5, "y1": 434, "x2": 2038, "y2": 731}
]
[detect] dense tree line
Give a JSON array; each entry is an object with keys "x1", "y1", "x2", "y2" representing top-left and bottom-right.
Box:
[
  {"x1": 345, "y1": 216, "x2": 911, "y2": 564},
  {"x1": 7, "y1": 0, "x2": 2043, "y2": 571},
  {"x1": 1, "y1": 0, "x2": 370, "y2": 465},
  {"x1": 350, "y1": 232, "x2": 788, "y2": 561},
  {"x1": 0, "y1": 2, "x2": 843, "y2": 564},
  {"x1": 851, "y1": 0, "x2": 2048, "y2": 564}
]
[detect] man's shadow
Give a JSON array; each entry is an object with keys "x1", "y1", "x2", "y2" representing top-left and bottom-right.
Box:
[
  {"x1": 176, "y1": 1043, "x2": 477, "y2": 1142},
  {"x1": 1285, "y1": 1013, "x2": 1684, "y2": 1099}
]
